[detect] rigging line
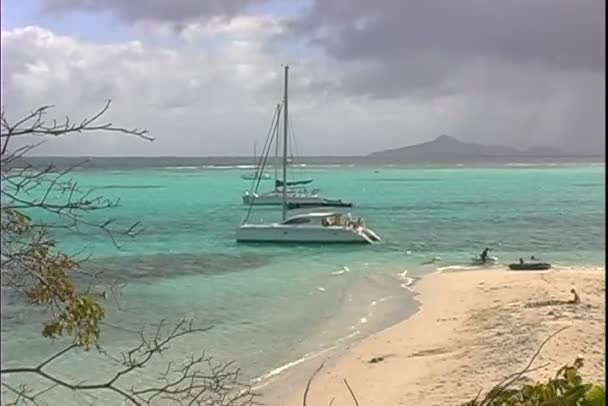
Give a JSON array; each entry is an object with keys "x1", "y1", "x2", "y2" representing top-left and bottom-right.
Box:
[
  {"x1": 252, "y1": 142, "x2": 259, "y2": 178},
  {"x1": 244, "y1": 107, "x2": 277, "y2": 223},
  {"x1": 248, "y1": 104, "x2": 279, "y2": 196},
  {"x1": 286, "y1": 119, "x2": 295, "y2": 164},
  {"x1": 244, "y1": 115, "x2": 279, "y2": 224},
  {"x1": 289, "y1": 117, "x2": 299, "y2": 162},
  {"x1": 254, "y1": 106, "x2": 281, "y2": 195},
  {"x1": 258, "y1": 103, "x2": 282, "y2": 193},
  {"x1": 288, "y1": 118, "x2": 307, "y2": 179},
  {"x1": 287, "y1": 123, "x2": 294, "y2": 162},
  {"x1": 243, "y1": 103, "x2": 282, "y2": 224},
  {"x1": 254, "y1": 105, "x2": 280, "y2": 181}
]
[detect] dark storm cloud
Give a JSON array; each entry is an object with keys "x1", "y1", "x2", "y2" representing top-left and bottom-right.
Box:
[
  {"x1": 336, "y1": 57, "x2": 459, "y2": 99},
  {"x1": 291, "y1": 0, "x2": 605, "y2": 71},
  {"x1": 41, "y1": 0, "x2": 271, "y2": 23},
  {"x1": 268, "y1": 0, "x2": 606, "y2": 105}
]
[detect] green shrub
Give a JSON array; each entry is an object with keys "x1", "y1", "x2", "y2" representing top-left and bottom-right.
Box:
[{"x1": 462, "y1": 357, "x2": 606, "y2": 406}]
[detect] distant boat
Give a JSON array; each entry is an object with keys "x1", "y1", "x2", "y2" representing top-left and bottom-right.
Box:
[
  {"x1": 236, "y1": 66, "x2": 379, "y2": 244},
  {"x1": 242, "y1": 178, "x2": 349, "y2": 207},
  {"x1": 241, "y1": 142, "x2": 271, "y2": 180},
  {"x1": 242, "y1": 189, "x2": 352, "y2": 207},
  {"x1": 241, "y1": 101, "x2": 351, "y2": 208},
  {"x1": 242, "y1": 173, "x2": 271, "y2": 180}
]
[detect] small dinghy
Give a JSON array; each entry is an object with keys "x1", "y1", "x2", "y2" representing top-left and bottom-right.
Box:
[{"x1": 508, "y1": 262, "x2": 551, "y2": 271}]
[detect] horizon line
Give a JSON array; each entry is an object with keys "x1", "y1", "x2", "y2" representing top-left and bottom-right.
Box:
[{"x1": 21, "y1": 153, "x2": 606, "y2": 159}]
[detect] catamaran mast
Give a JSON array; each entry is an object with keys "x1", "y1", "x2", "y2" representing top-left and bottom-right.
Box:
[
  {"x1": 274, "y1": 103, "x2": 280, "y2": 189},
  {"x1": 282, "y1": 65, "x2": 289, "y2": 221}
]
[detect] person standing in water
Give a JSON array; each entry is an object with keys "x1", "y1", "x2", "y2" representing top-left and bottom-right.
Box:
[{"x1": 480, "y1": 247, "x2": 490, "y2": 263}]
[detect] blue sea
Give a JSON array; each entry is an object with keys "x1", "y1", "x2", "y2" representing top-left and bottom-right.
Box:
[{"x1": 1, "y1": 160, "x2": 605, "y2": 404}]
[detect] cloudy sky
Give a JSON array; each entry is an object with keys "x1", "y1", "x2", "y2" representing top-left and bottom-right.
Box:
[{"x1": 1, "y1": 0, "x2": 605, "y2": 156}]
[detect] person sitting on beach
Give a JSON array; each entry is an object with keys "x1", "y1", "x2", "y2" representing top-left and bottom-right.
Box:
[
  {"x1": 519, "y1": 258, "x2": 524, "y2": 264},
  {"x1": 569, "y1": 288, "x2": 581, "y2": 304},
  {"x1": 480, "y1": 248, "x2": 489, "y2": 263}
]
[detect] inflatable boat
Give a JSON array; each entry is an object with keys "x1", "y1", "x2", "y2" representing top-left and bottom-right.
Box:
[{"x1": 508, "y1": 262, "x2": 551, "y2": 271}]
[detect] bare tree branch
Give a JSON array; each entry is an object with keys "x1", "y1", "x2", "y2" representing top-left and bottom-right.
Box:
[
  {"x1": 1, "y1": 102, "x2": 149, "y2": 249},
  {"x1": 479, "y1": 326, "x2": 570, "y2": 405},
  {"x1": 2, "y1": 320, "x2": 256, "y2": 406},
  {"x1": 1, "y1": 100, "x2": 153, "y2": 143}
]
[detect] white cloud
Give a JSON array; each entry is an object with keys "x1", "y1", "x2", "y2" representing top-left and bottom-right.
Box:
[
  {"x1": 1, "y1": 25, "x2": 288, "y2": 155},
  {"x1": 1, "y1": 21, "x2": 604, "y2": 156}
]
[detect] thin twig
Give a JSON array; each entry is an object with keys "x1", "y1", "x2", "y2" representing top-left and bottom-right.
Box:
[
  {"x1": 1, "y1": 320, "x2": 251, "y2": 406},
  {"x1": 303, "y1": 362, "x2": 325, "y2": 406},
  {"x1": 343, "y1": 379, "x2": 360, "y2": 406}
]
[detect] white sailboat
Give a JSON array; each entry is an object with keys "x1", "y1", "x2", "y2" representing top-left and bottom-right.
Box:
[
  {"x1": 236, "y1": 66, "x2": 380, "y2": 244},
  {"x1": 242, "y1": 179, "x2": 349, "y2": 208},
  {"x1": 241, "y1": 143, "x2": 271, "y2": 180},
  {"x1": 241, "y1": 102, "x2": 351, "y2": 208}
]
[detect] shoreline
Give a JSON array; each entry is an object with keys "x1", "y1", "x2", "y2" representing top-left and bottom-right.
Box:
[
  {"x1": 250, "y1": 268, "x2": 423, "y2": 392},
  {"x1": 259, "y1": 265, "x2": 605, "y2": 405}
]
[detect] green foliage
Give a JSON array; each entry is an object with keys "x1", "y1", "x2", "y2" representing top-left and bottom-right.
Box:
[
  {"x1": 41, "y1": 295, "x2": 105, "y2": 348},
  {"x1": 585, "y1": 385, "x2": 606, "y2": 406},
  {"x1": 462, "y1": 358, "x2": 606, "y2": 406},
  {"x1": 3, "y1": 205, "x2": 106, "y2": 348}
]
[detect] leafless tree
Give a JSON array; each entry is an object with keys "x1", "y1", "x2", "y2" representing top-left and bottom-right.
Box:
[{"x1": 1, "y1": 100, "x2": 151, "y2": 246}]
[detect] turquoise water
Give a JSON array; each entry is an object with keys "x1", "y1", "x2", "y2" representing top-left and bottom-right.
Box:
[{"x1": 2, "y1": 164, "x2": 605, "y2": 404}]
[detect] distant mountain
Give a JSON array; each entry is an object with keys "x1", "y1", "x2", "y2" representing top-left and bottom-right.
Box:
[{"x1": 367, "y1": 135, "x2": 568, "y2": 161}]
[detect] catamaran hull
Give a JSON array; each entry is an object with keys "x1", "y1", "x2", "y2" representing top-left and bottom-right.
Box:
[
  {"x1": 242, "y1": 193, "x2": 323, "y2": 206},
  {"x1": 236, "y1": 225, "x2": 379, "y2": 244},
  {"x1": 242, "y1": 192, "x2": 352, "y2": 208},
  {"x1": 287, "y1": 201, "x2": 352, "y2": 209}
]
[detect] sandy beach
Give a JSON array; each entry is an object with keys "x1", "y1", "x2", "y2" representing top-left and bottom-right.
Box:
[{"x1": 269, "y1": 266, "x2": 605, "y2": 406}]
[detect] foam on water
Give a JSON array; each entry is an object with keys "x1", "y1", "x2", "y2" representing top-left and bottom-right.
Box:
[{"x1": 436, "y1": 264, "x2": 484, "y2": 272}]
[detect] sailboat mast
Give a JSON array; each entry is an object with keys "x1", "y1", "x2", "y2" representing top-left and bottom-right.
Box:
[
  {"x1": 282, "y1": 65, "x2": 289, "y2": 221},
  {"x1": 274, "y1": 103, "x2": 280, "y2": 189}
]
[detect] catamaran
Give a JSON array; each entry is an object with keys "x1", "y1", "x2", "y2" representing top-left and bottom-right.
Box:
[
  {"x1": 242, "y1": 179, "x2": 350, "y2": 207},
  {"x1": 241, "y1": 96, "x2": 351, "y2": 208},
  {"x1": 236, "y1": 66, "x2": 380, "y2": 244}
]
